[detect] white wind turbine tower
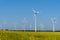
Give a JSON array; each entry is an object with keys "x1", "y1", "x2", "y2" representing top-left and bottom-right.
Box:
[
  {"x1": 32, "y1": 8, "x2": 39, "y2": 32},
  {"x1": 51, "y1": 17, "x2": 56, "y2": 32}
]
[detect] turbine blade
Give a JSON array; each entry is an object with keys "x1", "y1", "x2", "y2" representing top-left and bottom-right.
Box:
[
  {"x1": 37, "y1": 11, "x2": 39, "y2": 13},
  {"x1": 32, "y1": 8, "x2": 36, "y2": 13}
]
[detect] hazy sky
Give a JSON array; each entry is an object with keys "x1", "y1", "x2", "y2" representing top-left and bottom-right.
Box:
[{"x1": 0, "y1": 0, "x2": 60, "y2": 30}]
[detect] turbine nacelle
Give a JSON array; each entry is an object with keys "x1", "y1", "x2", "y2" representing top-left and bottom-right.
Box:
[
  {"x1": 51, "y1": 17, "x2": 56, "y2": 23},
  {"x1": 32, "y1": 8, "x2": 39, "y2": 14}
]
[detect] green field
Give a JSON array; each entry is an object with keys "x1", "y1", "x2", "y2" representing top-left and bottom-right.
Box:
[{"x1": 0, "y1": 30, "x2": 60, "y2": 40}]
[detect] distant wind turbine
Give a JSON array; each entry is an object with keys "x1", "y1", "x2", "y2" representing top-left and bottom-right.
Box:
[
  {"x1": 0, "y1": 24, "x2": 2, "y2": 29},
  {"x1": 22, "y1": 17, "x2": 27, "y2": 32},
  {"x1": 51, "y1": 17, "x2": 56, "y2": 32},
  {"x1": 30, "y1": 24, "x2": 32, "y2": 30},
  {"x1": 14, "y1": 23, "x2": 17, "y2": 30},
  {"x1": 32, "y1": 8, "x2": 39, "y2": 32},
  {"x1": 39, "y1": 24, "x2": 44, "y2": 30},
  {"x1": 3, "y1": 20, "x2": 7, "y2": 30}
]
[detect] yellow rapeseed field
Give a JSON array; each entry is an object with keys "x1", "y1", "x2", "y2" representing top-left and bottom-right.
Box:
[{"x1": 0, "y1": 30, "x2": 60, "y2": 40}]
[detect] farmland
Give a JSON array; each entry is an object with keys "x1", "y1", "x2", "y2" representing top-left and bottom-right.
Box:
[{"x1": 0, "y1": 30, "x2": 60, "y2": 40}]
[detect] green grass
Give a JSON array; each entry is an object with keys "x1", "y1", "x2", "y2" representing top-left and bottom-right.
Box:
[{"x1": 0, "y1": 30, "x2": 60, "y2": 40}]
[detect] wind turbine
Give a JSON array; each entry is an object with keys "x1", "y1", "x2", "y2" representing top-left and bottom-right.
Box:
[
  {"x1": 22, "y1": 17, "x2": 27, "y2": 32},
  {"x1": 29, "y1": 24, "x2": 32, "y2": 30},
  {"x1": 14, "y1": 23, "x2": 17, "y2": 30},
  {"x1": 0, "y1": 24, "x2": 2, "y2": 30},
  {"x1": 32, "y1": 8, "x2": 39, "y2": 32},
  {"x1": 3, "y1": 20, "x2": 7, "y2": 30},
  {"x1": 51, "y1": 17, "x2": 56, "y2": 32},
  {"x1": 38, "y1": 24, "x2": 44, "y2": 30}
]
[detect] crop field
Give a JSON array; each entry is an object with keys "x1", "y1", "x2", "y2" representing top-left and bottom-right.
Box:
[{"x1": 0, "y1": 30, "x2": 60, "y2": 40}]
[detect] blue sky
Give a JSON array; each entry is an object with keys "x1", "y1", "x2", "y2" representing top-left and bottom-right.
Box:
[{"x1": 0, "y1": 0, "x2": 60, "y2": 30}]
